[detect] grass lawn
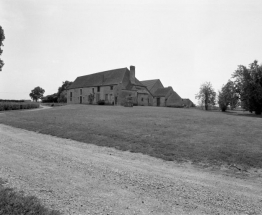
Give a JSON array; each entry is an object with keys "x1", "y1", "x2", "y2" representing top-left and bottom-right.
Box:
[{"x1": 0, "y1": 105, "x2": 262, "y2": 169}]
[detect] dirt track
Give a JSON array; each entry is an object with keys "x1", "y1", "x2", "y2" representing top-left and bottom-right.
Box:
[{"x1": 0, "y1": 124, "x2": 262, "y2": 215}]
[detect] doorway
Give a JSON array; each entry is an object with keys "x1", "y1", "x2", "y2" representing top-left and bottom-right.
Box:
[
  {"x1": 157, "y1": 98, "x2": 160, "y2": 106},
  {"x1": 115, "y1": 96, "x2": 117, "y2": 105}
]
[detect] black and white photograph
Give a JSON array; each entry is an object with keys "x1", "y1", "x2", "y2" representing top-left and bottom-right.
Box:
[{"x1": 0, "y1": 0, "x2": 262, "y2": 214}]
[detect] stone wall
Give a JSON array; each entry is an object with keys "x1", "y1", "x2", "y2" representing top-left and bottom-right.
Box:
[
  {"x1": 153, "y1": 97, "x2": 166, "y2": 107},
  {"x1": 166, "y1": 92, "x2": 183, "y2": 107},
  {"x1": 137, "y1": 93, "x2": 149, "y2": 106},
  {"x1": 67, "y1": 85, "x2": 116, "y2": 105}
]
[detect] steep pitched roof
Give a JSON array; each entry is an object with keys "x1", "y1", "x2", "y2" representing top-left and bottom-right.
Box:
[
  {"x1": 182, "y1": 98, "x2": 195, "y2": 106},
  {"x1": 154, "y1": 87, "x2": 172, "y2": 97},
  {"x1": 182, "y1": 98, "x2": 193, "y2": 102},
  {"x1": 140, "y1": 79, "x2": 159, "y2": 91},
  {"x1": 68, "y1": 68, "x2": 127, "y2": 89},
  {"x1": 135, "y1": 78, "x2": 146, "y2": 86}
]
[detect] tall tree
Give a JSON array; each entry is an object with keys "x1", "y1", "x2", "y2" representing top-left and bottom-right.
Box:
[
  {"x1": 29, "y1": 86, "x2": 45, "y2": 102},
  {"x1": 232, "y1": 60, "x2": 262, "y2": 115},
  {"x1": 0, "y1": 26, "x2": 5, "y2": 71},
  {"x1": 57, "y1": 81, "x2": 72, "y2": 102},
  {"x1": 218, "y1": 80, "x2": 239, "y2": 112},
  {"x1": 195, "y1": 82, "x2": 216, "y2": 110}
]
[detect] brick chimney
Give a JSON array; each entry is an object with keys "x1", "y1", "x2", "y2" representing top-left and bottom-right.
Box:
[{"x1": 130, "y1": 65, "x2": 136, "y2": 85}]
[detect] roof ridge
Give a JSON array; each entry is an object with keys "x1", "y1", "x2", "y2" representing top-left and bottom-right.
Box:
[
  {"x1": 77, "y1": 67, "x2": 127, "y2": 78},
  {"x1": 140, "y1": 79, "x2": 159, "y2": 82},
  {"x1": 68, "y1": 67, "x2": 128, "y2": 89}
]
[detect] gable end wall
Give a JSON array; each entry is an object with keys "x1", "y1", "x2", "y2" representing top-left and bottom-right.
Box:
[{"x1": 150, "y1": 80, "x2": 164, "y2": 94}]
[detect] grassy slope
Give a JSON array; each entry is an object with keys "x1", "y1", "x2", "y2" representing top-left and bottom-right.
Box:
[{"x1": 0, "y1": 105, "x2": 262, "y2": 168}]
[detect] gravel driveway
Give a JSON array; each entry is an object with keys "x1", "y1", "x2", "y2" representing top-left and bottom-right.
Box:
[{"x1": 0, "y1": 124, "x2": 261, "y2": 214}]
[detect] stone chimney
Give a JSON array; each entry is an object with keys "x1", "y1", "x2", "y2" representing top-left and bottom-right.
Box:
[{"x1": 130, "y1": 65, "x2": 136, "y2": 85}]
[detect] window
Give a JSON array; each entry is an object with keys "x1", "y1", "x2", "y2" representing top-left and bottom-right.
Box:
[
  {"x1": 110, "y1": 86, "x2": 113, "y2": 90},
  {"x1": 141, "y1": 98, "x2": 144, "y2": 102},
  {"x1": 97, "y1": 86, "x2": 100, "y2": 92},
  {"x1": 105, "y1": 94, "x2": 108, "y2": 101},
  {"x1": 92, "y1": 88, "x2": 94, "y2": 93},
  {"x1": 80, "y1": 89, "x2": 82, "y2": 95},
  {"x1": 70, "y1": 92, "x2": 73, "y2": 101}
]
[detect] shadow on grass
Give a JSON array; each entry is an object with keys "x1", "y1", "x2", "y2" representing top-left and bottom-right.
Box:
[
  {"x1": 0, "y1": 178, "x2": 61, "y2": 215},
  {"x1": 222, "y1": 111, "x2": 262, "y2": 118}
]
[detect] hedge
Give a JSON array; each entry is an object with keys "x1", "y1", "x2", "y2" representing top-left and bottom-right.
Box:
[
  {"x1": 0, "y1": 99, "x2": 26, "y2": 102},
  {"x1": 0, "y1": 102, "x2": 40, "y2": 111}
]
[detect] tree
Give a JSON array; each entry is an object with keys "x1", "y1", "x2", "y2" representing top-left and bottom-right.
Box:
[
  {"x1": 29, "y1": 86, "x2": 45, "y2": 102},
  {"x1": 88, "y1": 93, "x2": 95, "y2": 104},
  {"x1": 42, "y1": 93, "x2": 58, "y2": 103},
  {"x1": 0, "y1": 26, "x2": 5, "y2": 71},
  {"x1": 218, "y1": 80, "x2": 239, "y2": 112},
  {"x1": 232, "y1": 60, "x2": 262, "y2": 115},
  {"x1": 195, "y1": 82, "x2": 216, "y2": 110},
  {"x1": 57, "y1": 81, "x2": 72, "y2": 103}
]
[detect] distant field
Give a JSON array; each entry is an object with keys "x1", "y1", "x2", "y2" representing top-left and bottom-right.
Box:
[{"x1": 0, "y1": 105, "x2": 261, "y2": 169}]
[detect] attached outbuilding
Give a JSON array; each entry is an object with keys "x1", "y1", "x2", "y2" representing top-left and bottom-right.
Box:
[
  {"x1": 153, "y1": 87, "x2": 183, "y2": 107},
  {"x1": 140, "y1": 79, "x2": 164, "y2": 95},
  {"x1": 141, "y1": 79, "x2": 183, "y2": 107},
  {"x1": 181, "y1": 98, "x2": 195, "y2": 107}
]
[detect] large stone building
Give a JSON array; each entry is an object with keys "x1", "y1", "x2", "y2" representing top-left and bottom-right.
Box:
[{"x1": 67, "y1": 66, "x2": 153, "y2": 106}]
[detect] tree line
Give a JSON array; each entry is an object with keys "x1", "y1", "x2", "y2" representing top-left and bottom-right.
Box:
[
  {"x1": 0, "y1": 25, "x2": 5, "y2": 71},
  {"x1": 29, "y1": 81, "x2": 72, "y2": 103},
  {"x1": 196, "y1": 60, "x2": 262, "y2": 115}
]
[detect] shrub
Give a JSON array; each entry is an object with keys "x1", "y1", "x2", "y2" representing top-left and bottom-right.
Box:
[
  {"x1": 42, "y1": 94, "x2": 58, "y2": 103},
  {"x1": 0, "y1": 102, "x2": 39, "y2": 111},
  {"x1": 220, "y1": 105, "x2": 227, "y2": 112},
  {"x1": 98, "y1": 100, "x2": 105, "y2": 105}
]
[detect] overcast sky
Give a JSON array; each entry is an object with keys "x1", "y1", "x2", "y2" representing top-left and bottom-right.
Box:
[{"x1": 0, "y1": 0, "x2": 262, "y2": 102}]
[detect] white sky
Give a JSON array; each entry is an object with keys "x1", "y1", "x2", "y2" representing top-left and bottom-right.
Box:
[{"x1": 0, "y1": 0, "x2": 262, "y2": 103}]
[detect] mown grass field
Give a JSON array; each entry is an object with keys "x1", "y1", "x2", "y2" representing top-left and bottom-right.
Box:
[{"x1": 0, "y1": 105, "x2": 262, "y2": 169}]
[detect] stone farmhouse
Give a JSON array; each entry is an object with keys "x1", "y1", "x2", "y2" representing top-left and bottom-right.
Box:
[
  {"x1": 67, "y1": 66, "x2": 153, "y2": 106},
  {"x1": 141, "y1": 79, "x2": 183, "y2": 107},
  {"x1": 67, "y1": 66, "x2": 185, "y2": 107}
]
